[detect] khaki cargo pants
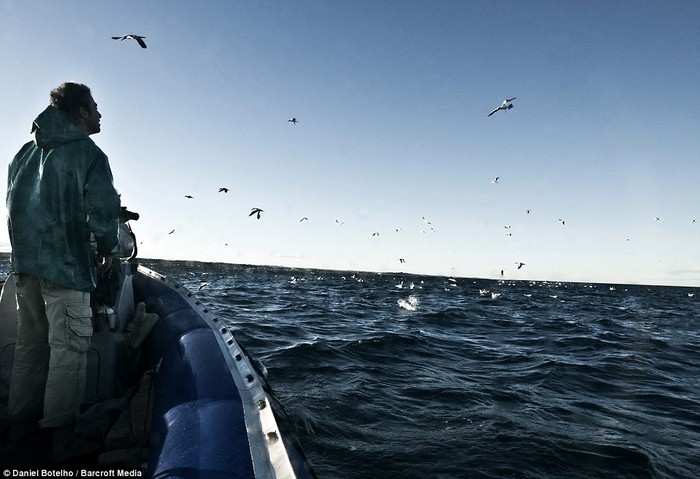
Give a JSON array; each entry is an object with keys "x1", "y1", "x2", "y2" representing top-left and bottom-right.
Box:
[{"x1": 8, "y1": 274, "x2": 93, "y2": 429}]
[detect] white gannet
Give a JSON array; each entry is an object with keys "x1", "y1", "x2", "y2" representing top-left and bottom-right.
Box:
[
  {"x1": 488, "y1": 97, "x2": 517, "y2": 117},
  {"x1": 112, "y1": 34, "x2": 147, "y2": 48}
]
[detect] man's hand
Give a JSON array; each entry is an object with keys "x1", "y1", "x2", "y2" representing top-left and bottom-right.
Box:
[{"x1": 97, "y1": 255, "x2": 113, "y2": 274}]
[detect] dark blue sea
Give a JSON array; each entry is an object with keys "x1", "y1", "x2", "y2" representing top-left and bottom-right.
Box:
[
  {"x1": 136, "y1": 259, "x2": 699, "y2": 479},
  {"x1": 2, "y1": 255, "x2": 697, "y2": 478}
]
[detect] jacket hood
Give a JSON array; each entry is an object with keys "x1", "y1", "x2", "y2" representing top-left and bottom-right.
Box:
[{"x1": 31, "y1": 105, "x2": 88, "y2": 149}]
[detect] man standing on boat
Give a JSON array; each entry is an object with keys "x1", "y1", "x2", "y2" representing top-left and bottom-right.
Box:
[{"x1": 5, "y1": 82, "x2": 121, "y2": 461}]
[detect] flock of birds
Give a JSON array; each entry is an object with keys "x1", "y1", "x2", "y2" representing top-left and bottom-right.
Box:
[{"x1": 113, "y1": 34, "x2": 697, "y2": 280}]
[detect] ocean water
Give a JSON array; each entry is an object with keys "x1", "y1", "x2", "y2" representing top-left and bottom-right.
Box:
[
  {"x1": 138, "y1": 259, "x2": 699, "y2": 479},
  {"x1": 2, "y1": 256, "x2": 698, "y2": 478}
]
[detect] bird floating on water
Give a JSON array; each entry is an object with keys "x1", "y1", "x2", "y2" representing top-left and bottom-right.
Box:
[
  {"x1": 287, "y1": 117, "x2": 298, "y2": 125},
  {"x1": 488, "y1": 97, "x2": 517, "y2": 117},
  {"x1": 249, "y1": 207, "x2": 264, "y2": 219},
  {"x1": 111, "y1": 34, "x2": 147, "y2": 48}
]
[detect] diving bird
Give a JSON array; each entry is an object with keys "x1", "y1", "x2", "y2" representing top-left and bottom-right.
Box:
[
  {"x1": 249, "y1": 208, "x2": 264, "y2": 219},
  {"x1": 287, "y1": 117, "x2": 298, "y2": 125},
  {"x1": 111, "y1": 34, "x2": 147, "y2": 48},
  {"x1": 218, "y1": 187, "x2": 229, "y2": 193},
  {"x1": 488, "y1": 97, "x2": 517, "y2": 117}
]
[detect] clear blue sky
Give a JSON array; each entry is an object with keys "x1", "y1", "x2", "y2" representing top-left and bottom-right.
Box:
[{"x1": 1, "y1": 1, "x2": 699, "y2": 286}]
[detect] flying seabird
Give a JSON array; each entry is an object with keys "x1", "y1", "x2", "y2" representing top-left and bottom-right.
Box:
[
  {"x1": 372, "y1": 232, "x2": 380, "y2": 237},
  {"x1": 491, "y1": 176, "x2": 500, "y2": 184},
  {"x1": 516, "y1": 262, "x2": 526, "y2": 270},
  {"x1": 399, "y1": 258, "x2": 406, "y2": 264},
  {"x1": 488, "y1": 97, "x2": 517, "y2": 117},
  {"x1": 112, "y1": 34, "x2": 147, "y2": 49},
  {"x1": 287, "y1": 117, "x2": 298, "y2": 125},
  {"x1": 558, "y1": 218, "x2": 566, "y2": 225},
  {"x1": 525, "y1": 209, "x2": 531, "y2": 214},
  {"x1": 169, "y1": 229, "x2": 175, "y2": 235},
  {"x1": 335, "y1": 219, "x2": 344, "y2": 226},
  {"x1": 249, "y1": 208, "x2": 264, "y2": 219},
  {"x1": 184, "y1": 195, "x2": 193, "y2": 199},
  {"x1": 299, "y1": 217, "x2": 308, "y2": 222},
  {"x1": 218, "y1": 187, "x2": 229, "y2": 193}
]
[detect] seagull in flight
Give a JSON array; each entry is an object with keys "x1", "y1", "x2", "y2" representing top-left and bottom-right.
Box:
[
  {"x1": 515, "y1": 262, "x2": 526, "y2": 270},
  {"x1": 491, "y1": 176, "x2": 500, "y2": 184},
  {"x1": 218, "y1": 187, "x2": 229, "y2": 193},
  {"x1": 249, "y1": 207, "x2": 264, "y2": 219},
  {"x1": 184, "y1": 195, "x2": 193, "y2": 199},
  {"x1": 488, "y1": 97, "x2": 517, "y2": 117},
  {"x1": 287, "y1": 117, "x2": 298, "y2": 125},
  {"x1": 299, "y1": 217, "x2": 308, "y2": 222},
  {"x1": 112, "y1": 34, "x2": 147, "y2": 49}
]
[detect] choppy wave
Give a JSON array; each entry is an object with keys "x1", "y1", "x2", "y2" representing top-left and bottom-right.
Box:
[
  {"x1": 140, "y1": 260, "x2": 700, "y2": 479},
  {"x1": 8, "y1": 256, "x2": 688, "y2": 479}
]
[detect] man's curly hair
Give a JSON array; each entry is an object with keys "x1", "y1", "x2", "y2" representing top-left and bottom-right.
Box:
[{"x1": 49, "y1": 82, "x2": 93, "y2": 124}]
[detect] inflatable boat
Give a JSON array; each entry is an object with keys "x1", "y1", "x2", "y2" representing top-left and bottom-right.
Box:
[{"x1": 0, "y1": 219, "x2": 316, "y2": 478}]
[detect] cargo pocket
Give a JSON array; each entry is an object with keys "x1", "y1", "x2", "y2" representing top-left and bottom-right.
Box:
[{"x1": 65, "y1": 303, "x2": 94, "y2": 352}]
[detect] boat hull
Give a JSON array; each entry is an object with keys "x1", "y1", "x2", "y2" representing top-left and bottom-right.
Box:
[{"x1": 0, "y1": 262, "x2": 315, "y2": 478}]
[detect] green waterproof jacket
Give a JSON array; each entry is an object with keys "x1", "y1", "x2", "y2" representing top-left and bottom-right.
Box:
[{"x1": 6, "y1": 106, "x2": 121, "y2": 292}]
